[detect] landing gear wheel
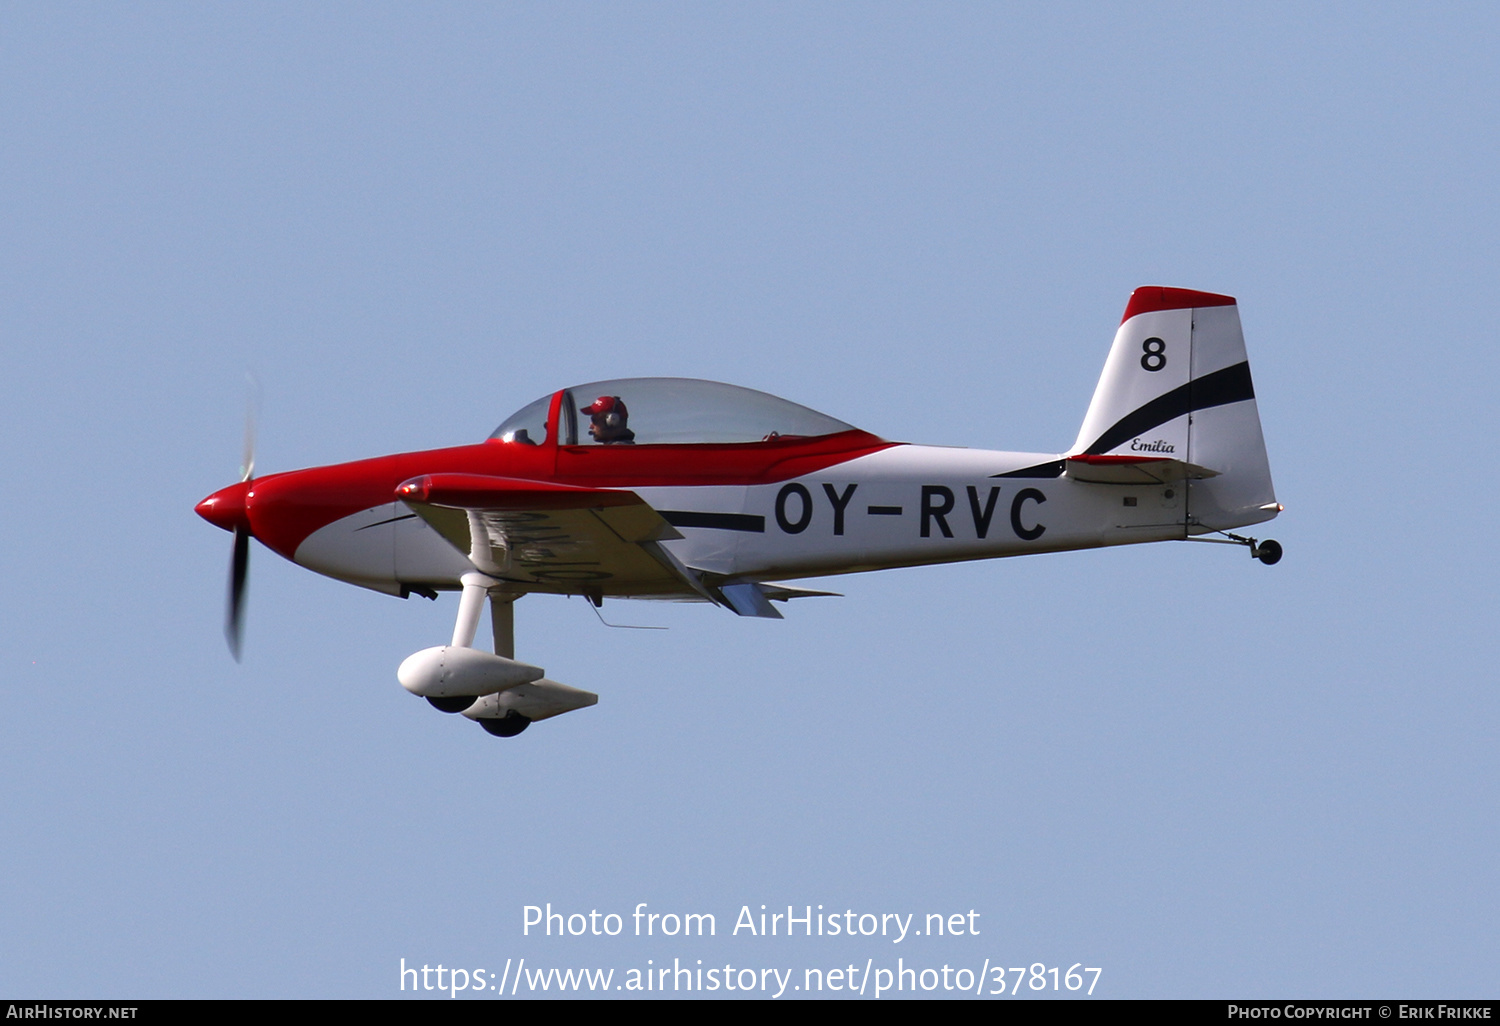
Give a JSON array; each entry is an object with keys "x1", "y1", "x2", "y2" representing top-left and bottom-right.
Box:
[
  {"x1": 480, "y1": 712, "x2": 531, "y2": 738},
  {"x1": 1256, "y1": 539, "x2": 1283, "y2": 565},
  {"x1": 427, "y1": 695, "x2": 476, "y2": 714}
]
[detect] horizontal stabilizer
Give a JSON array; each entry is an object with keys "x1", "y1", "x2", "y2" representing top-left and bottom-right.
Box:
[{"x1": 1064, "y1": 454, "x2": 1220, "y2": 485}]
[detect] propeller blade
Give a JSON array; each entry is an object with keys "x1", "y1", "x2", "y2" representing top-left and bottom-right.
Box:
[
  {"x1": 226, "y1": 524, "x2": 250, "y2": 661},
  {"x1": 240, "y1": 373, "x2": 259, "y2": 483}
]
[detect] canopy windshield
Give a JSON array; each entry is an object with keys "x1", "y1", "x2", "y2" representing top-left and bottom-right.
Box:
[{"x1": 491, "y1": 377, "x2": 855, "y2": 446}]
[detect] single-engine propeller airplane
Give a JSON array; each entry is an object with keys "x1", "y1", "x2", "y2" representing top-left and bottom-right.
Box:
[{"x1": 197, "y1": 286, "x2": 1281, "y2": 738}]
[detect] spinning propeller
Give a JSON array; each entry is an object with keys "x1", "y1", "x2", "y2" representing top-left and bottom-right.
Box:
[{"x1": 195, "y1": 380, "x2": 258, "y2": 661}]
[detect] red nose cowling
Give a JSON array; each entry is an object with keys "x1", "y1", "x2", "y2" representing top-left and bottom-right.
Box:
[{"x1": 195, "y1": 481, "x2": 251, "y2": 533}]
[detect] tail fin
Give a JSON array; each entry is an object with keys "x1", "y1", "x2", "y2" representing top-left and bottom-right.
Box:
[{"x1": 1071, "y1": 287, "x2": 1278, "y2": 531}]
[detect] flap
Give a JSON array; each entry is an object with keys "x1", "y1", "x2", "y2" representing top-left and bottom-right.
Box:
[
  {"x1": 718, "y1": 582, "x2": 784, "y2": 619},
  {"x1": 702, "y1": 579, "x2": 842, "y2": 619}
]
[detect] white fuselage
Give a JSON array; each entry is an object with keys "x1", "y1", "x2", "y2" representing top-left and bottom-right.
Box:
[{"x1": 290, "y1": 443, "x2": 1229, "y2": 596}]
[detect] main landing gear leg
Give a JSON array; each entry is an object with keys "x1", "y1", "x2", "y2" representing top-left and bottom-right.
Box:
[
  {"x1": 480, "y1": 591, "x2": 531, "y2": 735},
  {"x1": 426, "y1": 573, "x2": 518, "y2": 715},
  {"x1": 490, "y1": 591, "x2": 516, "y2": 659},
  {"x1": 451, "y1": 571, "x2": 499, "y2": 648}
]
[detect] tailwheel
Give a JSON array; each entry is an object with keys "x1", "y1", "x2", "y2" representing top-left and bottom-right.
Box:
[
  {"x1": 479, "y1": 712, "x2": 531, "y2": 738},
  {"x1": 1254, "y1": 539, "x2": 1283, "y2": 565},
  {"x1": 1216, "y1": 531, "x2": 1284, "y2": 566}
]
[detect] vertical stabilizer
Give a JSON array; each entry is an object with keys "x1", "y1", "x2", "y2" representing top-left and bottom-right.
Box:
[{"x1": 1072, "y1": 287, "x2": 1278, "y2": 532}]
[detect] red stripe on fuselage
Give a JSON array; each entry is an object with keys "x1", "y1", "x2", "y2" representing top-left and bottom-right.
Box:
[{"x1": 240, "y1": 431, "x2": 897, "y2": 560}]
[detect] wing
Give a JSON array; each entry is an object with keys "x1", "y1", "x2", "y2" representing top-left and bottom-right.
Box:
[{"x1": 395, "y1": 473, "x2": 712, "y2": 599}]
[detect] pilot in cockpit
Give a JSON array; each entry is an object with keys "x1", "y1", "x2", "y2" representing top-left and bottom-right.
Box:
[{"x1": 582, "y1": 395, "x2": 636, "y2": 445}]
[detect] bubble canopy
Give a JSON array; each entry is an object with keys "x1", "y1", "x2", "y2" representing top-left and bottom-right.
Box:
[{"x1": 490, "y1": 377, "x2": 856, "y2": 446}]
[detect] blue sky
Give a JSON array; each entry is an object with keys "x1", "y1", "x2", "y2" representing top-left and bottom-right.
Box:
[{"x1": 2, "y1": 3, "x2": 1496, "y2": 998}]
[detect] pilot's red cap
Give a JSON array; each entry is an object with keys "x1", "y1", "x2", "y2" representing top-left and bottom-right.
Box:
[{"x1": 581, "y1": 395, "x2": 626, "y2": 417}]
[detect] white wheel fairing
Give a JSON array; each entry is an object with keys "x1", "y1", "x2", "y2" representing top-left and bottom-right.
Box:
[
  {"x1": 397, "y1": 645, "x2": 545, "y2": 698},
  {"x1": 463, "y1": 678, "x2": 598, "y2": 723}
]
